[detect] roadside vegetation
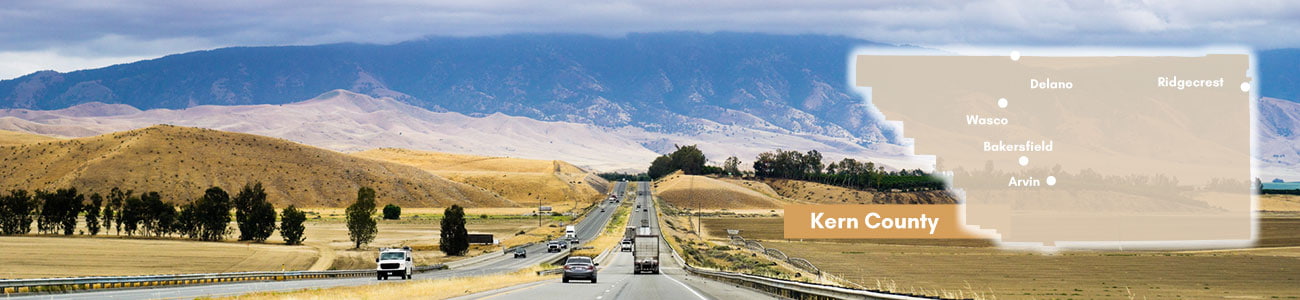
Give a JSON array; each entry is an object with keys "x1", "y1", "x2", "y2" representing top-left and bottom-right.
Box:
[
  {"x1": 207, "y1": 265, "x2": 560, "y2": 300},
  {"x1": 570, "y1": 203, "x2": 630, "y2": 258}
]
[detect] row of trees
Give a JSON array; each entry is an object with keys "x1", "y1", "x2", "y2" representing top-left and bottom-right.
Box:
[
  {"x1": 0, "y1": 184, "x2": 307, "y2": 245},
  {"x1": 5, "y1": 184, "x2": 471, "y2": 255},
  {"x1": 751, "y1": 149, "x2": 944, "y2": 191},
  {"x1": 636, "y1": 146, "x2": 944, "y2": 192}
]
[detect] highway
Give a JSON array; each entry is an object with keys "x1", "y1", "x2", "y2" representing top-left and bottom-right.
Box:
[
  {"x1": 11, "y1": 181, "x2": 633, "y2": 300},
  {"x1": 451, "y1": 181, "x2": 776, "y2": 300}
]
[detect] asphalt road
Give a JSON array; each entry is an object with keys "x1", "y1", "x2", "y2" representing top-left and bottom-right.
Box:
[
  {"x1": 450, "y1": 181, "x2": 777, "y2": 300},
  {"x1": 10, "y1": 181, "x2": 632, "y2": 300}
]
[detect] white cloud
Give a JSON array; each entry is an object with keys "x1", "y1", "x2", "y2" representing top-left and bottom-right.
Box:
[{"x1": 1, "y1": 0, "x2": 1298, "y2": 79}]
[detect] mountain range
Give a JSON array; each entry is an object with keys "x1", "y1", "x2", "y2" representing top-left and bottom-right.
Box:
[{"x1": 0, "y1": 32, "x2": 1297, "y2": 178}]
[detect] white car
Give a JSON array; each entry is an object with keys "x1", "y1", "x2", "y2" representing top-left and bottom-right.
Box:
[
  {"x1": 376, "y1": 247, "x2": 413, "y2": 280},
  {"x1": 620, "y1": 239, "x2": 633, "y2": 252}
]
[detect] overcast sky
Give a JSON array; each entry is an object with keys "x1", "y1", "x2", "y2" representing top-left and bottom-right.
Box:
[{"x1": 1, "y1": 0, "x2": 1297, "y2": 79}]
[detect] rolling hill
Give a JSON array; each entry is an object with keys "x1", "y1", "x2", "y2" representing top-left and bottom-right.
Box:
[
  {"x1": 654, "y1": 173, "x2": 958, "y2": 209},
  {"x1": 0, "y1": 129, "x2": 57, "y2": 146},
  {"x1": 0, "y1": 125, "x2": 515, "y2": 207},
  {"x1": 353, "y1": 148, "x2": 609, "y2": 209}
]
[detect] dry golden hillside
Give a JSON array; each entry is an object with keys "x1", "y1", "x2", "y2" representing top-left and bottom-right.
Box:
[
  {"x1": 0, "y1": 129, "x2": 59, "y2": 146},
  {"x1": 655, "y1": 173, "x2": 958, "y2": 209},
  {"x1": 655, "y1": 173, "x2": 788, "y2": 209},
  {"x1": 764, "y1": 178, "x2": 957, "y2": 204},
  {"x1": 353, "y1": 148, "x2": 608, "y2": 210},
  {"x1": 0, "y1": 125, "x2": 514, "y2": 207}
]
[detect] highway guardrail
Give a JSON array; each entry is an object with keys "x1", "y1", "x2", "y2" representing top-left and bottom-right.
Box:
[
  {"x1": 661, "y1": 224, "x2": 947, "y2": 299},
  {"x1": 0, "y1": 264, "x2": 446, "y2": 296}
]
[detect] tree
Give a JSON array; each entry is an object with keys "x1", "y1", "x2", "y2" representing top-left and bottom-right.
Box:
[
  {"x1": 723, "y1": 156, "x2": 741, "y2": 176},
  {"x1": 176, "y1": 202, "x2": 199, "y2": 239},
  {"x1": 85, "y1": 193, "x2": 103, "y2": 236},
  {"x1": 346, "y1": 187, "x2": 378, "y2": 249},
  {"x1": 101, "y1": 193, "x2": 115, "y2": 234},
  {"x1": 647, "y1": 155, "x2": 674, "y2": 179},
  {"x1": 439, "y1": 204, "x2": 469, "y2": 256},
  {"x1": 119, "y1": 194, "x2": 145, "y2": 236},
  {"x1": 280, "y1": 205, "x2": 307, "y2": 245},
  {"x1": 669, "y1": 144, "x2": 706, "y2": 175},
  {"x1": 141, "y1": 192, "x2": 174, "y2": 236},
  {"x1": 193, "y1": 187, "x2": 233, "y2": 241},
  {"x1": 234, "y1": 183, "x2": 276, "y2": 242},
  {"x1": 382, "y1": 204, "x2": 402, "y2": 220},
  {"x1": 37, "y1": 188, "x2": 82, "y2": 235},
  {"x1": 0, "y1": 190, "x2": 37, "y2": 235},
  {"x1": 107, "y1": 188, "x2": 129, "y2": 235}
]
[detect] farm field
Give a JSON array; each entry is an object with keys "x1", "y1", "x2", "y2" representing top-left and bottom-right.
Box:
[
  {"x1": 702, "y1": 216, "x2": 1300, "y2": 299},
  {"x1": 0, "y1": 214, "x2": 552, "y2": 279}
]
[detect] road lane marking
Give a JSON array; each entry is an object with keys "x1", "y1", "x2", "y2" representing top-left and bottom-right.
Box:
[
  {"x1": 662, "y1": 273, "x2": 708, "y2": 300},
  {"x1": 470, "y1": 279, "x2": 549, "y2": 300}
]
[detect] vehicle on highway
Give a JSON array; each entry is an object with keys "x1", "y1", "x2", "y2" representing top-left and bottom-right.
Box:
[
  {"x1": 620, "y1": 239, "x2": 633, "y2": 252},
  {"x1": 633, "y1": 227, "x2": 659, "y2": 274},
  {"x1": 547, "y1": 241, "x2": 563, "y2": 253},
  {"x1": 562, "y1": 256, "x2": 599, "y2": 283},
  {"x1": 513, "y1": 247, "x2": 527, "y2": 258},
  {"x1": 375, "y1": 247, "x2": 413, "y2": 280},
  {"x1": 565, "y1": 225, "x2": 577, "y2": 240}
]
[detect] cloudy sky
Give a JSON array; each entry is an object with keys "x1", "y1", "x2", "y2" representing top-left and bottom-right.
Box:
[{"x1": 1, "y1": 0, "x2": 1297, "y2": 79}]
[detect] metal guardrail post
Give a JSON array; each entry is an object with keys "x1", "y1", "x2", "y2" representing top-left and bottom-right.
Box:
[{"x1": 0, "y1": 264, "x2": 446, "y2": 297}]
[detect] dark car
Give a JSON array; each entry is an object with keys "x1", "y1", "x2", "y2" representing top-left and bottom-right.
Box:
[
  {"x1": 513, "y1": 247, "x2": 527, "y2": 258},
  {"x1": 562, "y1": 256, "x2": 598, "y2": 283}
]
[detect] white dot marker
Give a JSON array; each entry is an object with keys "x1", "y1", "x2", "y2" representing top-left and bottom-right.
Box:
[
  {"x1": 1018, "y1": 156, "x2": 1029, "y2": 166},
  {"x1": 997, "y1": 98, "x2": 1008, "y2": 108},
  {"x1": 1241, "y1": 82, "x2": 1251, "y2": 92},
  {"x1": 1046, "y1": 176, "x2": 1057, "y2": 186},
  {"x1": 1010, "y1": 51, "x2": 1021, "y2": 61}
]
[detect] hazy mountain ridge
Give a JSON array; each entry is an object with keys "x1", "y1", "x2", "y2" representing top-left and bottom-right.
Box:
[
  {"x1": 0, "y1": 90, "x2": 919, "y2": 172},
  {"x1": 0, "y1": 33, "x2": 900, "y2": 147}
]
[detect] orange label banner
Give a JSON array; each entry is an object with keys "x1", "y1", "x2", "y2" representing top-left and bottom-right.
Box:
[{"x1": 784, "y1": 204, "x2": 975, "y2": 239}]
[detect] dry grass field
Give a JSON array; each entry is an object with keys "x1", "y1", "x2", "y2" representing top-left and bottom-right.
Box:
[
  {"x1": 0, "y1": 236, "x2": 318, "y2": 279},
  {"x1": 702, "y1": 217, "x2": 1300, "y2": 299},
  {"x1": 654, "y1": 174, "x2": 788, "y2": 209},
  {"x1": 0, "y1": 212, "x2": 556, "y2": 278},
  {"x1": 212, "y1": 265, "x2": 559, "y2": 300},
  {"x1": 1263, "y1": 194, "x2": 1300, "y2": 213},
  {"x1": 0, "y1": 129, "x2": 58, "y2": 146},
  {"x1": 353, "y1": 148, "x2": 607, "y2": 210},
  {"x1": 0, "y1": 125, "x2": 512, "y2": 207}
]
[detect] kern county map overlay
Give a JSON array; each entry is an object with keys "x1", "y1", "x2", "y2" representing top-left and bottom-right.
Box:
[{"x1": 857, "y1": 52, "x2": 1253, "y2": 247}]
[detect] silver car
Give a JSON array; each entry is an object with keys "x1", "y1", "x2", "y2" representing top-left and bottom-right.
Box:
[{"x1": 562, "y1": 256, "x2": 598, "y2": 283}]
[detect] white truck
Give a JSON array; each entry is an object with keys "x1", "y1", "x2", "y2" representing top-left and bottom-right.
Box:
[
  {"x1": 376, "y1": 247, "x2": 413, "y2": 280},
  {"x1": 632, "y1": 226, "x2": 659, "y2": 274},
  {"x1": 565, "y1": 225, "x2": 578, "y2": 243}
]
